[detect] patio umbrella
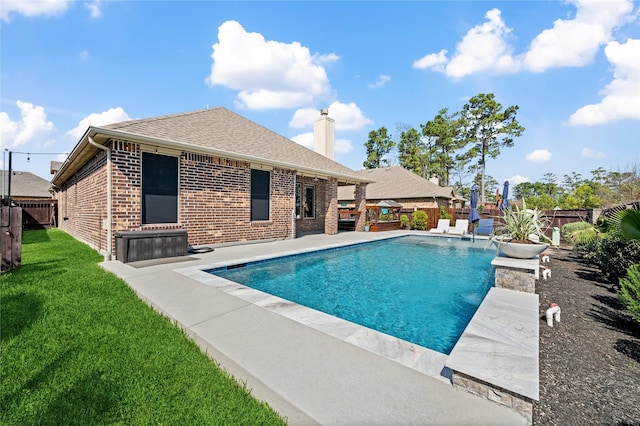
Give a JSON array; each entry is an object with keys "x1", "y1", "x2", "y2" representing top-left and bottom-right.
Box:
[
  {"x1": 468, "y1": 186, "x2": 480, "y2": 241},
  {"x1": 501, "y1": 180, "x2": 510, "y2": 210}
]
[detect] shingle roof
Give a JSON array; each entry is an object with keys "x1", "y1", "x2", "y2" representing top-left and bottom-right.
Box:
[
  {"x1": 1, "y1": 170, "x2": 52, "y2": 198},
  {"x1": 99, "y1": 107, "x2": 367, "y2": 183},
  {"x1": 337, "y1": 166, "x2": 454, "y2": 201}
]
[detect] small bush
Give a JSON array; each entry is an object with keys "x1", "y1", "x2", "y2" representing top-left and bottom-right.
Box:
[
  {"x1": 412, "y1": 210, "x2": 428, "y2": 230},
  {"x1": 400, "y1": 214, "x2": 409, "y2": 229},
  {"x1": 562, "y1": 221, "x2": 596, "y2": 244},
  {"x1": 439, "y1": 206, "x2": 452, "y2": 224},
  {"x1": 620, "y1": 264, "x2": 640, "y2": 323},
  {"x1": 588, "y1": 234, "x2": 640, "y2": 283}
]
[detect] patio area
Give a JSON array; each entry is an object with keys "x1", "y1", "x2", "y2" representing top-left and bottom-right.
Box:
[{"x1": 101, "y1": 231, "x2": 526, "y2": 425}]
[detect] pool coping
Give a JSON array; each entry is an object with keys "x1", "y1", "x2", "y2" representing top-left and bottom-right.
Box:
[{"x1": 100, "y1": 230, "x2": 527, "y2": 425}]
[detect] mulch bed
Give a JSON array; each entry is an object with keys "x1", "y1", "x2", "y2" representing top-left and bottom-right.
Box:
[{"x1": 534, "y1": 246, "x2": 640, "y2": 425}]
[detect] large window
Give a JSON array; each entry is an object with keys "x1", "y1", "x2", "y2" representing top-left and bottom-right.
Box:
[
  {"x1": 142, "y1": 152, "x2": 178, "y2": 224},
  {"x1": 251, "y1": 169, "x2": 270, "y2": 221}
]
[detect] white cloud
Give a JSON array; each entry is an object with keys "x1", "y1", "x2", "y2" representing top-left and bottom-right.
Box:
[
  {"x1": 206, "y1": 20, "x2": 336, "y2": 110},
  {"x1": 524, "y1": 0, "x2": 634, "y2": 72},
  {"x1": 570, "y1": 38, "x2": 640, "y2": 125},
  {"x1": 66, "y1": 107, "x2": 130, "y2": 140},
  {"x1": 290, "y1": 132, "x2": 314, "y2": 149},
  {"x1": 413, "y1": 49, "x2": 448, "y2": 71},
  {"x1": 414, "y1": 0, "x2": 635, "y2": 78},
  {"x1": 0, "y1": 100, "x2": 55, "y2": 148},
  {"x1": 289, "y1": 132, "x2": 352, "y2": 154},
  {"x1": 85, "y1": 0, "x2": 102, "y2": 18},
  {"x1": 79, "y1": 50, "x2": 90, "y2": 61},
  {"x1": 525, "y1": 149, "x2": 552, "y2": 162},
  {"x1": 446, "y1": 9, "x2": 518, "y2": 78},
  {"x1": 368, "y1": 75, "x2": 391, "y2": 89},
  {"x1": 415, "y1": 9, "x2": 519, "y2": 78},
  {"x1": 510, "y1": 174, "x2": 531, "y2": 185},
  {"x1": 1, "y1": 0, "x2": 71, "y2": 22},
  {"x1": 581, "y1": 147, "x2": 607, "y2": 159},
  {"x1": 289, "y1": 101, "x2": 373, "y2": 131}
]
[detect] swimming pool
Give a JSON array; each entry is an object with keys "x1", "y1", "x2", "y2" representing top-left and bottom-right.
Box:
[{"x1": 209, "y1": 235, "x2": 495, "y2": 354}]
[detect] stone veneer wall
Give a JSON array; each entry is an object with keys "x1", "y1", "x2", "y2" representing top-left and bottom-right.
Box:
[
  {"x1": 452, "y1": 371, "x2": 533, "y2": 425},
  {"x1": 494, "y1": 266, "x2": 536, "y2": 293},
  {"x1": 57, "y1": 139, "x2": 301, "y2": 256}
]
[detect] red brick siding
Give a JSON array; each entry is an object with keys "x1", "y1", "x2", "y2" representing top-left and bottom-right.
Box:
[
  {"x1": 56, "y1": 140, "x2": 299, "y2": 255},
  {"x1": 295, "y1": 176, "x2": 330, "y2": 235},
  {"x1": 57, "y1": 150, "x2": 108, "y2": 252}
]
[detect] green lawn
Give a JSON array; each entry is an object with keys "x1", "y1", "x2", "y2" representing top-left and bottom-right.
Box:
[{"x1": 1, "y1": 229, "x2": 286, "y2": 425}]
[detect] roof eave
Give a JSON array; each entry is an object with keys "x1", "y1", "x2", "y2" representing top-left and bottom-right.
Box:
[{"x1": 52, "y1": 126, "x2": 372, "y2": 186}]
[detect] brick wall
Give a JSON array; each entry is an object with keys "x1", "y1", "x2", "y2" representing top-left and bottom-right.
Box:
[
  {"x1": 294, "y1": 176, "x2": 335, "y2": 235},
  {"x1": 58, "y1": 150, "x2": 108, "y2": 253},
  {"x1": 56, "y1": 139, "x2": 304, "y2": 256}
]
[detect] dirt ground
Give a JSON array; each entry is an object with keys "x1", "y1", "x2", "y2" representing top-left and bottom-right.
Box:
[{"x1": 534, "y1": 246, "x2": 640, "y2": 425}]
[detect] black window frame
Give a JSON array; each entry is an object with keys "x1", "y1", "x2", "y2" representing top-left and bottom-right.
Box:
[
  {"x1": 141, "y1": 152, "x2": 179, "y2": 225},
  {"x1": 303, "y1": 184, "x2": 315, "y2": 219},
  {"x1": 251, "y1": 169, "x2": 271, "y2": 221}
]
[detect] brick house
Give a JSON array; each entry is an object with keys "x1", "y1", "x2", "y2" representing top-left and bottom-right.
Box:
[
  {"x1": 51, "y1": 107, "x2": 370, "y2": 259},
  {"x1": 337, "y1": 166, "x2": 465, "y2": 209}
]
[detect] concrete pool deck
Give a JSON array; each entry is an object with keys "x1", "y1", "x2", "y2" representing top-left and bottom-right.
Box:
[{"x1": 101, "y1": 230, "x2": 527, "y2": 425}]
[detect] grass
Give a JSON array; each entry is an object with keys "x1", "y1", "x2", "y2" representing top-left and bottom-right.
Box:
[{"x1": 1, "y1": 229, "x2": 287, "y2": 425}]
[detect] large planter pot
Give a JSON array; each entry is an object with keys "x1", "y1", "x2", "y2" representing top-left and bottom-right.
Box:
[{"x1": 492, "y1": 238, "x2": 549, "y2": 259}]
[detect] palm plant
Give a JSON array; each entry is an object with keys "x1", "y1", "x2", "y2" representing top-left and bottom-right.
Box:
[{"x1": 494, "y1": 199, "x2": 551, "y2": 244}]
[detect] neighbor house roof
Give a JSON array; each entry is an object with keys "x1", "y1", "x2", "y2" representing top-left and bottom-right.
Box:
[
  {"x1": 1, "y1": 170, "x2": 52, "y2": 198},
  {"x1": 53, "y1": 107, "x2": 371, "y2": 186},
  {"x1": 337, "y1": 166, "x2": 456, "y2": 201}
]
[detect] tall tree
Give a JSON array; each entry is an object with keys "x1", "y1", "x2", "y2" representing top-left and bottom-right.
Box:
[
  {"x1": 459, "y1": 93, "x2": 524, "y2": 201},
  {"x1": 363, "y1": 127, "x2": 395, "y2": 169},
  {"x1": 397, "y1": 127, "x2": 425, "y2": 175},
  {"x1": 420, "y1": 108, "x2": 461, "y2": 187}
]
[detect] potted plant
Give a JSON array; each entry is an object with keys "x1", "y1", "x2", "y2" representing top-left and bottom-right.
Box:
[
  {"x1": 364, "y1": 221, "x2": 371, "y2": 232},
  {"x1": 489, "y1": 199, "x2": 551, "y2": 259}
]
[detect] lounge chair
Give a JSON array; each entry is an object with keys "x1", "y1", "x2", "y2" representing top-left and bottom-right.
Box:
[
  {"x1": 475, "y1": 218, "x2": 494, "y2": 236},
  {"x1": 429, "y1": 219, "x2": 451, "y2": 234},
  {"x1": 448, "y1": 219, "x2": 469, "y2": 235}
]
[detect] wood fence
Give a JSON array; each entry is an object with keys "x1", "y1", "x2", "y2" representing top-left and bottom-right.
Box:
[{"x1": 9, "y1": 199, "x2": 58, "y2": 229}]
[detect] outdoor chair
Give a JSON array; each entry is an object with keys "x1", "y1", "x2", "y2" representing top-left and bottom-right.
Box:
[
  {"x1": 448, "y1": 219, "x2": 469, "y2": 235},
  {"x1": 475, "y1": 218, "x2": 494, "y2": 236},
  {"x1": 429, "y1": 219, "x2": 451, "y2": 234}
]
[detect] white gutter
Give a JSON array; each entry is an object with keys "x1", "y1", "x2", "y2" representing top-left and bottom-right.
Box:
[{"x1": 87, "y1": 136, "x2": 112, "y2": 261}]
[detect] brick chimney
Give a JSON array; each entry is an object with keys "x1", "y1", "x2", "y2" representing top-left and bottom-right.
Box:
[{"x1": 313, "y1": 108, "x2": 335, "y2": 160}]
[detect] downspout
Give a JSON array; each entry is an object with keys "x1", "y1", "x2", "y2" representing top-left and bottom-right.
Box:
[{"x1": 88, "y1": 137, "x2": 112, "y2": 260}]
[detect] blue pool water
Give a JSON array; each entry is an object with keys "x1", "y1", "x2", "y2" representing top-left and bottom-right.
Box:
[{"x1": 210, "y1": 235, "x2": 495, "y2": 354}]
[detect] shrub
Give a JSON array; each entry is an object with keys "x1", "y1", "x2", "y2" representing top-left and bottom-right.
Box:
[
  {"x1": 588, "y1": 234, "x2": 640, "y2": 283},
  {"x1": 477, "y1": 205, "x2": 485, "y2": 215},
  {"x1": 562, "y1": 221, "x2": 597, "y2": 244},
  {"x1": 400, "y1": 214, "x2": 409, "y2": 229},
  {"x1": 412, "y1": 210, "x2": 428, "y2": 230},
  {"x1": 620, "y1": 264, "x2": 640, "y2": 323},
  {"x1": 439, "y1": 206, "x2": 452, "y2": 224}
]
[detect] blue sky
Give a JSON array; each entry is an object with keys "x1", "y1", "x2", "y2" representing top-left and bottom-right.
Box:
[{"x1": 1, "y1": 0, "x2": 639, "y2": 190}]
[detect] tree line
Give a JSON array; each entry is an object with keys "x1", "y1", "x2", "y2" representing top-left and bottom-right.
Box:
[
  {"x1": 363, "y1": 93, "x2": 524, "y2": 202},
  {"x1": 362, "y1": 92, "x2": 638, "y2": 209}
]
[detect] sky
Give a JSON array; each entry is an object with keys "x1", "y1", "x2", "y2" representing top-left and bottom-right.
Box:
[{"x1": 1, "y1": 0, "x2": 639, "y2": 191}]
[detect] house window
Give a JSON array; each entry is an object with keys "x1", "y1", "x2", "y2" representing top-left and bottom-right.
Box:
[
  {"x1": 251, "y1": 169, "x2": 270, "y2": 221},
  {"x1": 295, "y1": 183, "x2": 302, "y2": 219},
  {"x1": 141, "y1": 152, "x2": 178, "y2": 224},
  {"x1": 303, "y1": 184, "x2": 315, "y2": 219}
]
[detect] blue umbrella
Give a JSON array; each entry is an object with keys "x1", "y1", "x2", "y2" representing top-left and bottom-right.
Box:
[
  {"x1": 468, "y1": 186, "x2": 480, "y2": 241},
  {"x1": 501, "y1": 180, "x2": 510, "y2": 210}
]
